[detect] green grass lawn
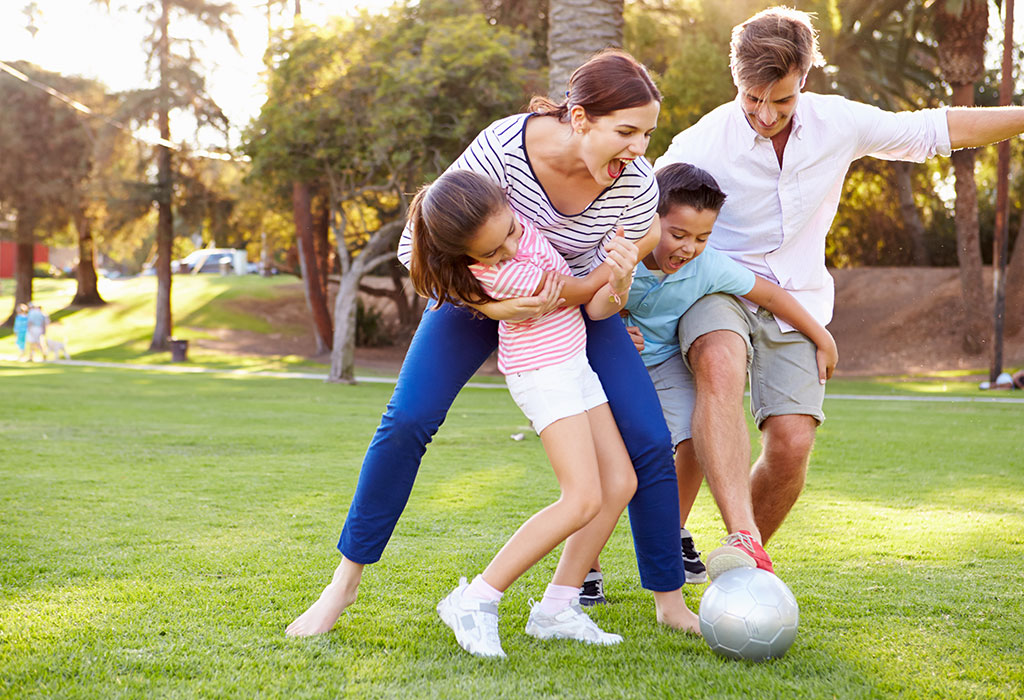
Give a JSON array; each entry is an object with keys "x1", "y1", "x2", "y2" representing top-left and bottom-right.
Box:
[
  {"x1": 1, "y1": 363, "x2": 1022, "y2": 699},
  {"x1": 0, "y1": 276, "x2": 327, "y2": 373}
]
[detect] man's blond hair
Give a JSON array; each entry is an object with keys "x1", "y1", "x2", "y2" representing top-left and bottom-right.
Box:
[{"x1": 730, "y1": 7, "x2": 825, "y2": 89}]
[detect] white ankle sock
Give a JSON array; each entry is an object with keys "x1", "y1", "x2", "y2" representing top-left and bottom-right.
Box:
[
  {"x1": 465, "y1": 574, "x2": 503, "y2": 603},
  {"x1": 537, "y1": 583, "x2": 578, "y2": 615},
  {"x1": 680, "y1": 527, "x2": 692, "y2": 539}
]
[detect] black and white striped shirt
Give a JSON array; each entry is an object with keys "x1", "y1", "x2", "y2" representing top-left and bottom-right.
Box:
[{"x1": 398, "y1": 113, "x2": 659, "y2": 278}]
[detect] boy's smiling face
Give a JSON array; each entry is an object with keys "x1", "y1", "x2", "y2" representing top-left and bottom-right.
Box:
[{"x1": 646, "y1": 203, "x2": 718, "y2": 274}]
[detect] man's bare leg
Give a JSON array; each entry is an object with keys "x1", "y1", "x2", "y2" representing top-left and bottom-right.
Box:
[
  {"x1": 285, "y1": 556, "x2": 364, "y2": 637},
  {"x1": 688, "y1": 330, "x2": 760, "y2": 540},
  {"x1": 751, "y1": 414, "x2": 816, "y2": 543}
]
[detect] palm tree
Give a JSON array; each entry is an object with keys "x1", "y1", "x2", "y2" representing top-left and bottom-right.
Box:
[
  {"x1": 547, "y1": 0, "x2": 624, "y2": 97},
  {"x1": 934, "y1": 0, "x2": 990, "y2": 354}
]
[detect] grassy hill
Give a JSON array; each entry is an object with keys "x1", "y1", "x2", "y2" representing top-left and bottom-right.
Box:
[{"x1": 0, "y1": 275, "x2": 322, "y2": 372}]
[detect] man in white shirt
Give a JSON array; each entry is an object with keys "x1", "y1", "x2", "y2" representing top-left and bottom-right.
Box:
[{"x1": 653, "y1": 6, "x2": 1024, "y2": 577}]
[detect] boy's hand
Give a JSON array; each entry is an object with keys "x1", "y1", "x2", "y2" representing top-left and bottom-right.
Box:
[
  {"x1": 604, "y1": 227, "x2": 639, "y2": 294},
  {"x1": 626, "y1": 325, "x2": 645, "y2": 353},
  {"x1": 816, "y1": 331, "x2": 839, "y2": 383}
]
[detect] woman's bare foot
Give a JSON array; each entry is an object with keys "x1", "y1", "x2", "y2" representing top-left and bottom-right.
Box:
[
  {"x1": 285, "y1": 557, "x2": 364, "y2": 637},
  {"x1": 653, "y1": 589, "x2": 702, "y2": 635}
]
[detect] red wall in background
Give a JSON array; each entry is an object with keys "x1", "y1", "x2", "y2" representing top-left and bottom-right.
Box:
[{"x1": 0, "y1": 242, "x2": 49, "y2": 278}]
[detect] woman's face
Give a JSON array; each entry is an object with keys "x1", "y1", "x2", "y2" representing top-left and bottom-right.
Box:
[{"x1": 573, "y1": 100, "x2": 660, "y2": 186}]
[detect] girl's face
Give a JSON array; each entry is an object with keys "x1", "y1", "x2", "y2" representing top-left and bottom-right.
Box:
[
  {"x1": 572, "y1": 100, "x2": 660, "y2": 186},
  {"x1": 465, "y1": 207, "x2": 523, "y2": 266}
]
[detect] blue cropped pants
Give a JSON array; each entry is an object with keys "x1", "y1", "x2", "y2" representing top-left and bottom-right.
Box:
[{"x1": 337, "y1": 302, "x2": 684, "y2": 591}]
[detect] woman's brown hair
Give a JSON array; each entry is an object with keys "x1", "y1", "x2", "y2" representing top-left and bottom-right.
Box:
[
  {"x1": 529, "y1": 49, "x2": 661, "y2": 122},
  {"x1": 408, "y1": 170, "x2": 509, "y2": 308}
]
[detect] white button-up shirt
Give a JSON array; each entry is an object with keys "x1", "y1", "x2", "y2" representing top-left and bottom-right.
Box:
[{"x1": 653, "y1": 92, "x2": 951, "y2": 331}]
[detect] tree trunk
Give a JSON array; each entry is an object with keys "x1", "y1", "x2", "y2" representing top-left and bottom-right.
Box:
[
  {"x1": 547, "y1": 0, "x2": 623, "y2": 98},
  {"x1": 3, "y1": 214, "x2": 37, "y2": 327},
  {"x1": 314, "y1": 194, "x2": 331, "y2": 299},
  {"x1": 150, "y1": 0, "x2": 173, "y2": 352},
  {"x1": 891, "y1": 162, "x2": 930, "y2": 266},
  {"x1": 293, "y1": 181, "x2": 332, "y2": 353},
  {"x1": 329, "y1": 270, "x2": 360, "y2": 383},
  {"x1": 71, "y1": 205, "x2": 105, "y2": 306},
  {"x1": 949, "y1": 84, "x2": 988, "y2": 354},
  {"x1": 1005, "y1": 211, "x2": 1024, "y2": 335}
]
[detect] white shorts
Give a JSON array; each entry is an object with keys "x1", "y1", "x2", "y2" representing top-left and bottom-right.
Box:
[{"x1": 505, "y1": 350, "x2": 607, "y2": 435}]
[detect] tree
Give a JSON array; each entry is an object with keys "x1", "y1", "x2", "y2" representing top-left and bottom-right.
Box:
[
  {"x1": 97, "y1": 0, "x2": 237, "y2": 351},
  {"x1": 245, "y1": 3, "x2": 540, "y2": 381},
  {"x1": 0, "y1": 62, "x2": 92, "y2": 324},
  {"x1": 934, "y1": 0, "x2": 990, "y2": 353},
  {"x1": 547, "y1": 0, "x2": 624, "y2": 97}
]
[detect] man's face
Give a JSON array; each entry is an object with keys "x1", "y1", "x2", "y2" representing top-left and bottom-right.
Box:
[{"x1": 738, "y1": 70, "x2": 805, "y2": 139}]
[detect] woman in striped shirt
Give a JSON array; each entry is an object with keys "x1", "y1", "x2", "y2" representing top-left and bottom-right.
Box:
[
  {"x1": 409, "y1": 169, "x2": 640, "y2": 656},
  {"x1": 287, "y1": 49, "x2": 699, "y2": 638}
]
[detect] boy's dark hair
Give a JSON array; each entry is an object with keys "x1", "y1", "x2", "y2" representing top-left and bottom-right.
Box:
[{"x1": 655, "y1": 163, "x2": 726, "y2": 216}]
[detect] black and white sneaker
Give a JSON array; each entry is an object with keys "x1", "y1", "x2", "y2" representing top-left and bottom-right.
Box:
[
  {"x1": 578, "y1": 569, "x2": 606, "y2": 606},
  {"x1": 681, "y1": 528, "x2": 708, "y2": 584}
]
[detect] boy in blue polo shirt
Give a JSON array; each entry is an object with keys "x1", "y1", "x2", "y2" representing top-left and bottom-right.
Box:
[{"x1": 624, "y1": 163, "x2": 838, "y2": 582}]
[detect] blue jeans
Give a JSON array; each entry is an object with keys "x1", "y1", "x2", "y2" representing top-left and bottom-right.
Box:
[{"x1": 337, "y1": 303, "x2": 684, "y2": 591}]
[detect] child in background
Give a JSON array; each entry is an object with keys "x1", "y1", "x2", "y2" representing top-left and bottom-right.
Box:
[
  {"x1": 408, "y1": 169, "x2": 677, "y2": 658},
  {"x1": 623, "y1": 163, "x2": 838, "y2": 580},
  {"x1": 13, "y1": 303, "x2": 28, "y2": 361}
]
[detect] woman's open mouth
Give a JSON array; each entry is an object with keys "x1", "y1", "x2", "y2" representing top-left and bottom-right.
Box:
[{"x1": 607, "y1": 158, "x2": 630, "y2": 179}]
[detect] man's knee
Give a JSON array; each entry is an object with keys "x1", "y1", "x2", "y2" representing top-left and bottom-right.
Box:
[
  {"x1": 762, "y1": 415, "x2": 816, "y2": 468},
  {"x1": 688, "y1": 331, "x2": 747, "y2": 394}
]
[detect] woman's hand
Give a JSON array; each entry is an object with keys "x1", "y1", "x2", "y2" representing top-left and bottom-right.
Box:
[
  {"x1": 470, "y1": 272, "x2": 566, "y2": 322},
  {"x1": 604, "y1": 227, "x2": 639, "y2": 297}
]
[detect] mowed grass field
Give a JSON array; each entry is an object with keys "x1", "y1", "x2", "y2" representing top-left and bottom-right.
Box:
[{"x1": 2, "y1": 359, "x2": 1022, "y2": 699}]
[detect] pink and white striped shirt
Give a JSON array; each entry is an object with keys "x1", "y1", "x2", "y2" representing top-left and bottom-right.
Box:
[{"x1": 470, "y1": 215, "x2": 586, "y2": 374}]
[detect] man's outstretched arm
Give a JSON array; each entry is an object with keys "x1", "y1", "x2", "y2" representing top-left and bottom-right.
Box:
[{"x1": 948, "y1": 106, "x2": 1024, "y2": 150}]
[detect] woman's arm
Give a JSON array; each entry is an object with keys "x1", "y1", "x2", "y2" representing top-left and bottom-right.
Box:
[
  {"x1": 584, "y1": 230, "x2": 640, "y2": 320},
  {"x1": 469, "y1": 218, "x2": 657, "y2": 321},
  {"x1": 742, "y1": 277, "x2": 839, "y2": 382},
  {"x1": 466, "y1": 272, "x2": 566, "y2": 322}
]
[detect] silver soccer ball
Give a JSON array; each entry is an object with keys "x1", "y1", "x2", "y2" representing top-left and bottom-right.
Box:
[{"x1": 698, "y1": 567, "x2": 799, "y2": 661}]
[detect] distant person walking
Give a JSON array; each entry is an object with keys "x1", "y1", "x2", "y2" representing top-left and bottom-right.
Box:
[
  {"x1": 25, "y1": 304, "x2": 48, "y2": 362},
  {"x1": 13, "y1": 303, "x2": 29, "y2": 361}
]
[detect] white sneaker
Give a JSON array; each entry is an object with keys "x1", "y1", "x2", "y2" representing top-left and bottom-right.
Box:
[
  {"x1": 525, "y1": 600, "x2": 622, "y2": 645},
  {"x1": 436, "y1": 577, "x2": 505, "y2": 658}
]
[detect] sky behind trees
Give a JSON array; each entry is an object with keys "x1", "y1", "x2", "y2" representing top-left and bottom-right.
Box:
[{"x1": 0, "y1": 0, "x2": 392, "y2": 147}]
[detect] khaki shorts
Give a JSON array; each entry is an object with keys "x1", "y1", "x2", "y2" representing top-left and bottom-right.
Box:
[
  {"x1": 678, "y1": 294, "x2": 825, "y2": 428},
  {"x1": 647, "y1": 352, "x2": 696, "y2": 448}
]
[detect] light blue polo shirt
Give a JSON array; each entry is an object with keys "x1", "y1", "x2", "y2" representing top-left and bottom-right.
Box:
[{"x1": 624, "y1": 247, "x2": 756, "y2": 367}]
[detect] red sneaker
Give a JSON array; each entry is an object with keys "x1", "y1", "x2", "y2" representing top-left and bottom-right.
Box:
[{"x1": 705, "y1": 530, "x2": 775, "y2": 580}]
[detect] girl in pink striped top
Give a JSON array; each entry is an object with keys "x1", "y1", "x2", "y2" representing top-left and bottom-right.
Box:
[{"x1": 408, "y1": 169, "x2": 639, "y2": 657}]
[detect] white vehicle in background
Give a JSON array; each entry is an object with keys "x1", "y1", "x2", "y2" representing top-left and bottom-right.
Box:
[{"x1": 172, "y1": 248, "x2": 248, "y2": 275}]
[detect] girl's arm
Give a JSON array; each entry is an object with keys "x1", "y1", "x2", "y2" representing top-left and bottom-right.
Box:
[{"x1": 742, "y1": 277, "x2": 839, "y2": 382}]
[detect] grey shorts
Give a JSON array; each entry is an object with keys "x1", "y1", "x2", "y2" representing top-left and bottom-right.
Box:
[
  {"x1": 679, "y1": 293, "x2": 826, "y2": 428},
  {"x1": 647, "y1": 352, "x2": 696, "y2": 448}
]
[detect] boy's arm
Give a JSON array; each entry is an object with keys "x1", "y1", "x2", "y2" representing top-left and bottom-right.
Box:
[{"x1": 742, "y1": 277, "x2": 839, "y2": 382}]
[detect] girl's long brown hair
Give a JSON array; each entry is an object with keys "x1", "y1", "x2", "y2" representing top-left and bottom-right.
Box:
[{"x1": 408, "y1": 170, "x2": 508, "y2": 308}]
